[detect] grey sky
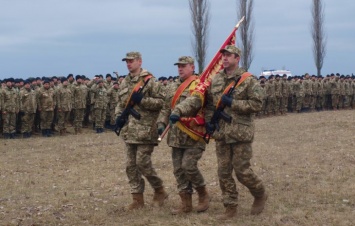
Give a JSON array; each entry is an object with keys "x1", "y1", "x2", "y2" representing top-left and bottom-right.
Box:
[{"x1": 0, "y1": 0, "x2": 354, "y2": 80}]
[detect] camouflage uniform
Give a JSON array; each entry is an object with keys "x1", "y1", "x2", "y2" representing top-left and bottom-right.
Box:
[
  {"x1": 265, "y1": 79, "x2": 275, "y2": 115},
  {"x1": 37, "y1": 85, "x2": 56, "y2": 136},
  {"x1": 91, "y1": 82, "x2": 107, "y2": 131},
  {"x1": 115, "y1": 66, "x2": 165, "y2": 194},
  {"x1": 56, "y1": 83, "x2": 72, "y2": 133},
  {"x1": 173, "y1": 66, "x2": 266, "y2": 209},
  {"x1": 273, "y1": 78, "x2": 282, "y2": 115},
  {"x1": 1, "y1": 84, "x2": 19, "y2": 136},
  {"x1": 107, "y1": 84, "x2": 119, "y2": 127},
  {"x1": 329, "y1": 77, "x2": 340, "y2": 110},
  {"x1": 19, "y1": 86, "x2": 36, "y2": 135},
  {"x1": 280, "y1": 77, "x2": 289, "y2": 114},
  {"x1": 292, "y1": 78, "x2": 304, "y2": 112},
  {"x1": 72, "y1": 80, "x2": 88, "y2": 132},
  {"x1": 302, "y1": 76, "x2": 312, "y2": 109}
]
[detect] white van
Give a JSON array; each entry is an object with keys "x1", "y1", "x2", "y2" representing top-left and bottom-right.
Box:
[{"x1": 259, "y1": 69, "x2": 292, "y2": 79}]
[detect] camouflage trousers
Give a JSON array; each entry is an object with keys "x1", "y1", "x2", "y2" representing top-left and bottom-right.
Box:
[
  {"x1": 331, "y1": 94, "x2": 339, "y2": 109},
  {"x1": 2, "y1": 112, "x2": 16, "y2": 134},
  {"x1": 21, "y1": 113, "x2": 35, "y2": 133},
  {"x1": 73, "y1": 108, "x2": 85, "y2": 129},
  {"x1": 172, "y1": 147, "x2": 205, "y2": 193},
  {"x1": 280, "y1": 96, "x2": 288, "y2": 113},
  {"x1": 57, "y1": 111, "x2": 70, "y2": 130},
  {"x1": 94, "y1": 108, "x2": 105, "y2": 129},
  {"x1": 109, "y1": 108, "x2": 116, "y2": 126},
  {"x1": 125, "y1": 143, "x2": 164, "y2": 194},
  {"x1": 40, "y1": 111, "x2": 54, "y2": 130},
  {"x1": 215, "y1": 141, "x2": 265, "y2": 207}
]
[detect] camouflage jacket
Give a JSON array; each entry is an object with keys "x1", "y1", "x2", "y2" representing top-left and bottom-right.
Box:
[
  {"x1": 92, "y1": 86, "x2": 108, "y2": 109},
  {"x1": 293, "y1": 80, "x2": 304, "y2": 97},
  {"x1": 72, "y1": 83, "x2": 88, "y2": 109},
  {"x1": 19, "y1": 88, "x2": 37, "y2": 113},
  {"x1": 115, "y1": 69, "x2": 165, "y2": 144},
  {"x1": 302, "y1": 79, "x2": 313, "y2": 95},
  {"x1": 274, "y1": 80, "x2": 282, "y2": 98},
  {"x1": 157, "y1": 76, "x2": 205, "y2": 149},
  {"x1": 107, "y1": 87, "x2": 119, "y2": 109},
  {"x1": 1, "y1": 87, "x2": 19, "y2": 113},
  {"x1": 38, "y1": 87, "x2": 56, "y2": 111},
  {"x1": 265, "y1": 81, "x2": 275, "y2": 98},
  {"x1": 57, "y1": 85, "x2": 72, "y2": 112},
  {"x1": 329, "y1": 78, "x2": 340, "y2": 95},
  {"x1": 174, "y1": 68, "x2": 263, "y2": 144}
]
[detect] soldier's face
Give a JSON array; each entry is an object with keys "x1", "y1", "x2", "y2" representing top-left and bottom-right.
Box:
[
  {"x1": 106, "y1": 77, "x2": 112, "y2": 82},
  {"x1": 221, "y1": 52, "x2": 239, "y2": 70},
  {"x1": 43, "y1": 83, "x2": 50, "y2": 89},
  {"x1": 177, "y1": 63, "x2": 194, "y2": 81},
  {"x1": 25, "y1": 83, "x2": 31, "y2": 89},
  {"x1": 125, "y1": 58, "x2": 142, "y2": 74},
  {"x1": 6, "y1": 81, "x2": 12, "y2": 88}
]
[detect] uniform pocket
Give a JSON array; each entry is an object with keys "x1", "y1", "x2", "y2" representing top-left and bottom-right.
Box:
[{"x1": 228, "y1": 119, "x2": 254, "y2": 142}]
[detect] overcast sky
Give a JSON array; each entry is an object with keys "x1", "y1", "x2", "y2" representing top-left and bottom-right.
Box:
[{"x1": 0, "y1": 0, "x2": 354, "y2": 80}]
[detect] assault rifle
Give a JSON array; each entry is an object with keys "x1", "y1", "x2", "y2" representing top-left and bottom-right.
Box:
[
  {"x1": 203, "y1": 76, "x2": 241, "y2": 143},
  {"x1": 114, "y1": 77, "x2": 151, "y2": 136}
]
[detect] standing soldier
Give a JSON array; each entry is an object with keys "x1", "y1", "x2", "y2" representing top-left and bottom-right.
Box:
[
  {"x1": 57, "y1": 77, "x2": 72, "y2": 135},
  {"x1": 37, "y1": 79, "x2": 56, "y2": 137},
  {"x1": 310, "y1": 75, "x2": 318, "y2": 112},
  {"x1": 19, "y1": 79, "x2": 37, "y2": 138},
  {"x1": 107, "y1": 81, "x2": 120, "y2": 129},
  {"x1": 72, "y1": 75, "x2": 88, "y2": 134},
  {"x1": 280, "y1": 74, "x2": 289, "y2": 115},
  {"x1": 329, "y1": 74, "x2": 340, "y2": 110},
  {"x1": 1, "y1": 78, "x2": 19, "y2": 139},
  {"x1": 274, "y1": 74, "x2": 282, "y2": 115},
  {"x1": 104, "y1": 73, "x2": 114, "y2": 128},
  {"x1": 115, "y1": 51, "x2": 168, "y2": 210},
  {"x1": 265, "y1": 75, "x2": 275, "y2": 116},
  {"x1": 316, "y1": 75, "x2": 324, "y2": 111},
  {"x1": 292, "y1": 76, "x2": 304, "y2": 113},
  {"x1": 157, "y1": 56, "x2": 210, "y2": 214},
  {"x1": 338, "y1": 75, "x2": 346, "y2": 109},
  {"x1": 302, "y1": 73, "x2": 312, "y2": 111},
  {"x1": 170, "y1": 45, "x2": 267, "y2": 220},
  {"x1": 91, "y1": 79, "x2": 108, "y2": 133}
]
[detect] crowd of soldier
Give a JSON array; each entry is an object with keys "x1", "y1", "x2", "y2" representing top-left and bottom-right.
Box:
[
  {"x1": 257, "y1": 73, "x2": 355, "y2": 117},
  {"x1": 1, "y1": 72, "x2": 354, "y2": 139}
]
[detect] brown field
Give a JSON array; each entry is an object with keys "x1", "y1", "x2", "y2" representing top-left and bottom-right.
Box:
[{"x1": 1, "y1": 110, "x2": 354, "y2": 226}]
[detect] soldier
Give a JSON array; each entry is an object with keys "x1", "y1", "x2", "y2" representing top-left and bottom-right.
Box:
[
  {"x1": 91, "y1": 79, "x2": 107, "y2": 133},
  {"x1": 57, "y1": 77, "x2": 72, "y2": 135},
  {"x1": 37, "y1": 79, "x2": 56, "y2": 137},
  {"x1": 107, "y1": 81, "x2": 120, "y2": 129},
  {"x1": 274, "y1": 74, "x2": 282, "y2": 115},
  {"x1": 329, "y1": 73, "x2": 340, "y2": 110},
  {"x1": 265, "y1": 75, "x2": 275, "y2": 116},
  {"x1": 170, "y1": 45, "x2": 267, "y2": 220},
  {"x1": 115, "y1": 51, "x2": 168, "y2": 210},
  {"x1": 72, "y1": 75, "x2": 88, "y2": 134},
  {"x1": 19, "y1": 79, "x2": 37, "y2": 138},
  {"x1": 302, "y1": 73, "x2": 313, "y2": 111},
  {"x1": 157, "y1": 56, "x2": 209, "y2": 214},
  {"x1": 1, "y1": 78, "x2": 19, "y2": 139},
  {"x1": 292, "y1": 76, "x2": 304, "y2": 113},
  {"x1": 310, "y1": 75, "x2": 318, "y2": 112},
  {"x1": 280, "y1": 74, "x2": 289, "y2": 115}
]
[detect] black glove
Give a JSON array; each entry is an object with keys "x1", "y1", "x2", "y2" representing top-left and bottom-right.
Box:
[
  {"x1": 205, "y1": 122, "x2": 216, "y2": 134},
  {"x1": 131, "y1": 92, "x2": 144, "y2": 104},
  {"x1": 115, "y1": 116, "x2": 127, "y2": 128},
  {"x1": 19, "y1": 111, "x2": 25, "y2": 117},
  {"x1": 221, "y1": 94, "x2": 233, "y2": 107},
  {"x1": 157, "y1": 123, "x2": 166, "y2": 136},
  {"x1": 169, "y1": 114, "x2": 180, "y2": 125}
]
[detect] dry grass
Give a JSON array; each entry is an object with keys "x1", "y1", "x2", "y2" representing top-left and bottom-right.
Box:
[{"x1": 1, "y1": 110, "x2": 355, "y2": 226}]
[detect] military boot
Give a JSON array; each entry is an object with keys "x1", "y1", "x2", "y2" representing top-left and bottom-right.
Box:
[
  {"x1": 171, "y1": 191, "x2": 192, "y2": 215},
  {"x1": 127, "y1": 193, "x2": 144, "y2": 211},
  {"x1": 152, "y1": 186, "x2": 168, "y2": 207},
  {"x1": 195, "y1": 186, "x2": 210, "y2": 212},
  {"x1": 251, "y1": 193, "x2": 268, "y2": 215},
  {"x1": 216, "y1": 206, "x2": 237, "y2": 220}
]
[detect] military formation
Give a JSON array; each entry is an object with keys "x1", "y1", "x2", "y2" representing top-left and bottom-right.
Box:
[
  {"x1": 0, "y1": 74, "x2": 125, "y2": 138},
  {"x1": 1, "y1": 48, "x2": 354, "y2": 221},
  {"x1": 258, "y1": 73, "x2": 355, "y2": 117}
]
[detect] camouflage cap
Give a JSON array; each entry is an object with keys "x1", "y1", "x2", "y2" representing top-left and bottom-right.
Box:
[
  {"x1": 174, "y1": 56, "x2": 194, "y2": 65},
  {"x1": 122, "y1": 51, "x2": 142, "y2": 61},
  {"x1": 219, "y1": 45, "x2": 242, "y2": 56}
]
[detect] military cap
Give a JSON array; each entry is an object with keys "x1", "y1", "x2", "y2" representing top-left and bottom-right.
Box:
[
  {"x1": 43, "y1": 79, "x2": 50, "y2": 84},
  {"x1": 96, "y1": 79, "x2": 104, "y2": 84},
  {"x1": 106, "y1": 73, "x2": 112, "y2": 78},
  {"x1": 24, "y1": 79, "x2": 31, "y2": 85},
  {"x1": 259, "y1": 75, "x2": 265, "y2": 79},
  {"x1": 122, "y1": 51, "x2": 142, "y2": 61},
  {"x1": 67, "y1": 73, "x2": 74, "y2": 79},
  {"x1": 174, "y1": 56, "x2": 194, "y2": 65},
  {"x1": 113, "y1": 81, "x2": 119, "y2": 85},
  {"x1": 75, "y1": 75, "x2": 81, "y2": 80},
  {"x1": 336, "y1": 73, "x2": 340, "y2": 76},
  {"x1": 61, "y1": 77, "x2": 67, "y2": 83},
  {"x1": 36, "y1": 77, "x2": 41, "y2": 80},
  {"x1": 275, "y1": 74, "x2": 280, "y2": 78},
  {"x1": 219, "y1": 45, "x2": 242, "y2": 56},
  {"x1": 282, "y1": 74, "x2": 287, "y2": 77},
  {"x1": 52, "y1": 76, "x2": 58, "y2": 80}
]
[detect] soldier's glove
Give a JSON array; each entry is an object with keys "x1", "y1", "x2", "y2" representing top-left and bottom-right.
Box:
[
  {"x1": 115, "y1": 115, "x2": 127, "y2": 128},
  {"x1": 169, "y1": 114, "x2": 180, "y2": 125},
  {"x1": 221, "y1": 94, "x2": 233, "y2": 107},
  {"x1": 131, "y1": 92, "x2": 144, "y2": 104},
  {"x1": 19, "y1": 111, "x2": 25, "y2": 117},
  {"x1": 205, "y1": 122, "x2": 216, "y2": 134},
  {"x1": 157, "y1": 122, "x2": 166, "y2": 136}
]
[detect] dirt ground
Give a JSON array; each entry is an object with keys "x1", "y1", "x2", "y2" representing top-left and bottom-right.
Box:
[{"x1": 0, "y1": 110, "x2": 354, "y2": 226}]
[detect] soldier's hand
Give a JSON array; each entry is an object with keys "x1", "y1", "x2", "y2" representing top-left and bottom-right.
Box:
[
  {"x1": 221, "y1": 94, "x2": 233, "y2": 107},
  {"x1": 169, "y1": 114, "x2": 180, "y2": 125},
  {"x1": 205, "y1": 122, "x2": 216, "y2": 134},
  {"x1": 157, "y1": 123, "x2": 166, "y2": 135},
  {"x1": 131, "y1": 92, "x2": 144, "y2": 104}
]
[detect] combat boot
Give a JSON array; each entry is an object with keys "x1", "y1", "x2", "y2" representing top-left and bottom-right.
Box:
[
  {"x1": 127, "y1": 193, "x2": 144, "y2": 211},
  {"x1": 216, "y1": 206, "x2": 237, "y2": 220},
  {"x1": 195, "y1": 186, "x2": 210, "y2": 212},
  {"x1": 251, "y1": 192, "x2": 268, "y2": 215},
  {"x1": 171, "y1": 191, "x2": 192, "y2": 215},
  {"x1": 152, "y1": 186, "x2": 168, "y2": 207}
]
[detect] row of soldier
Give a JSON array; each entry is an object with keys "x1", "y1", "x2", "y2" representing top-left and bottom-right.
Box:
[{"x1": 258, "y1": 73, "x2": 355, "y2": 117}]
